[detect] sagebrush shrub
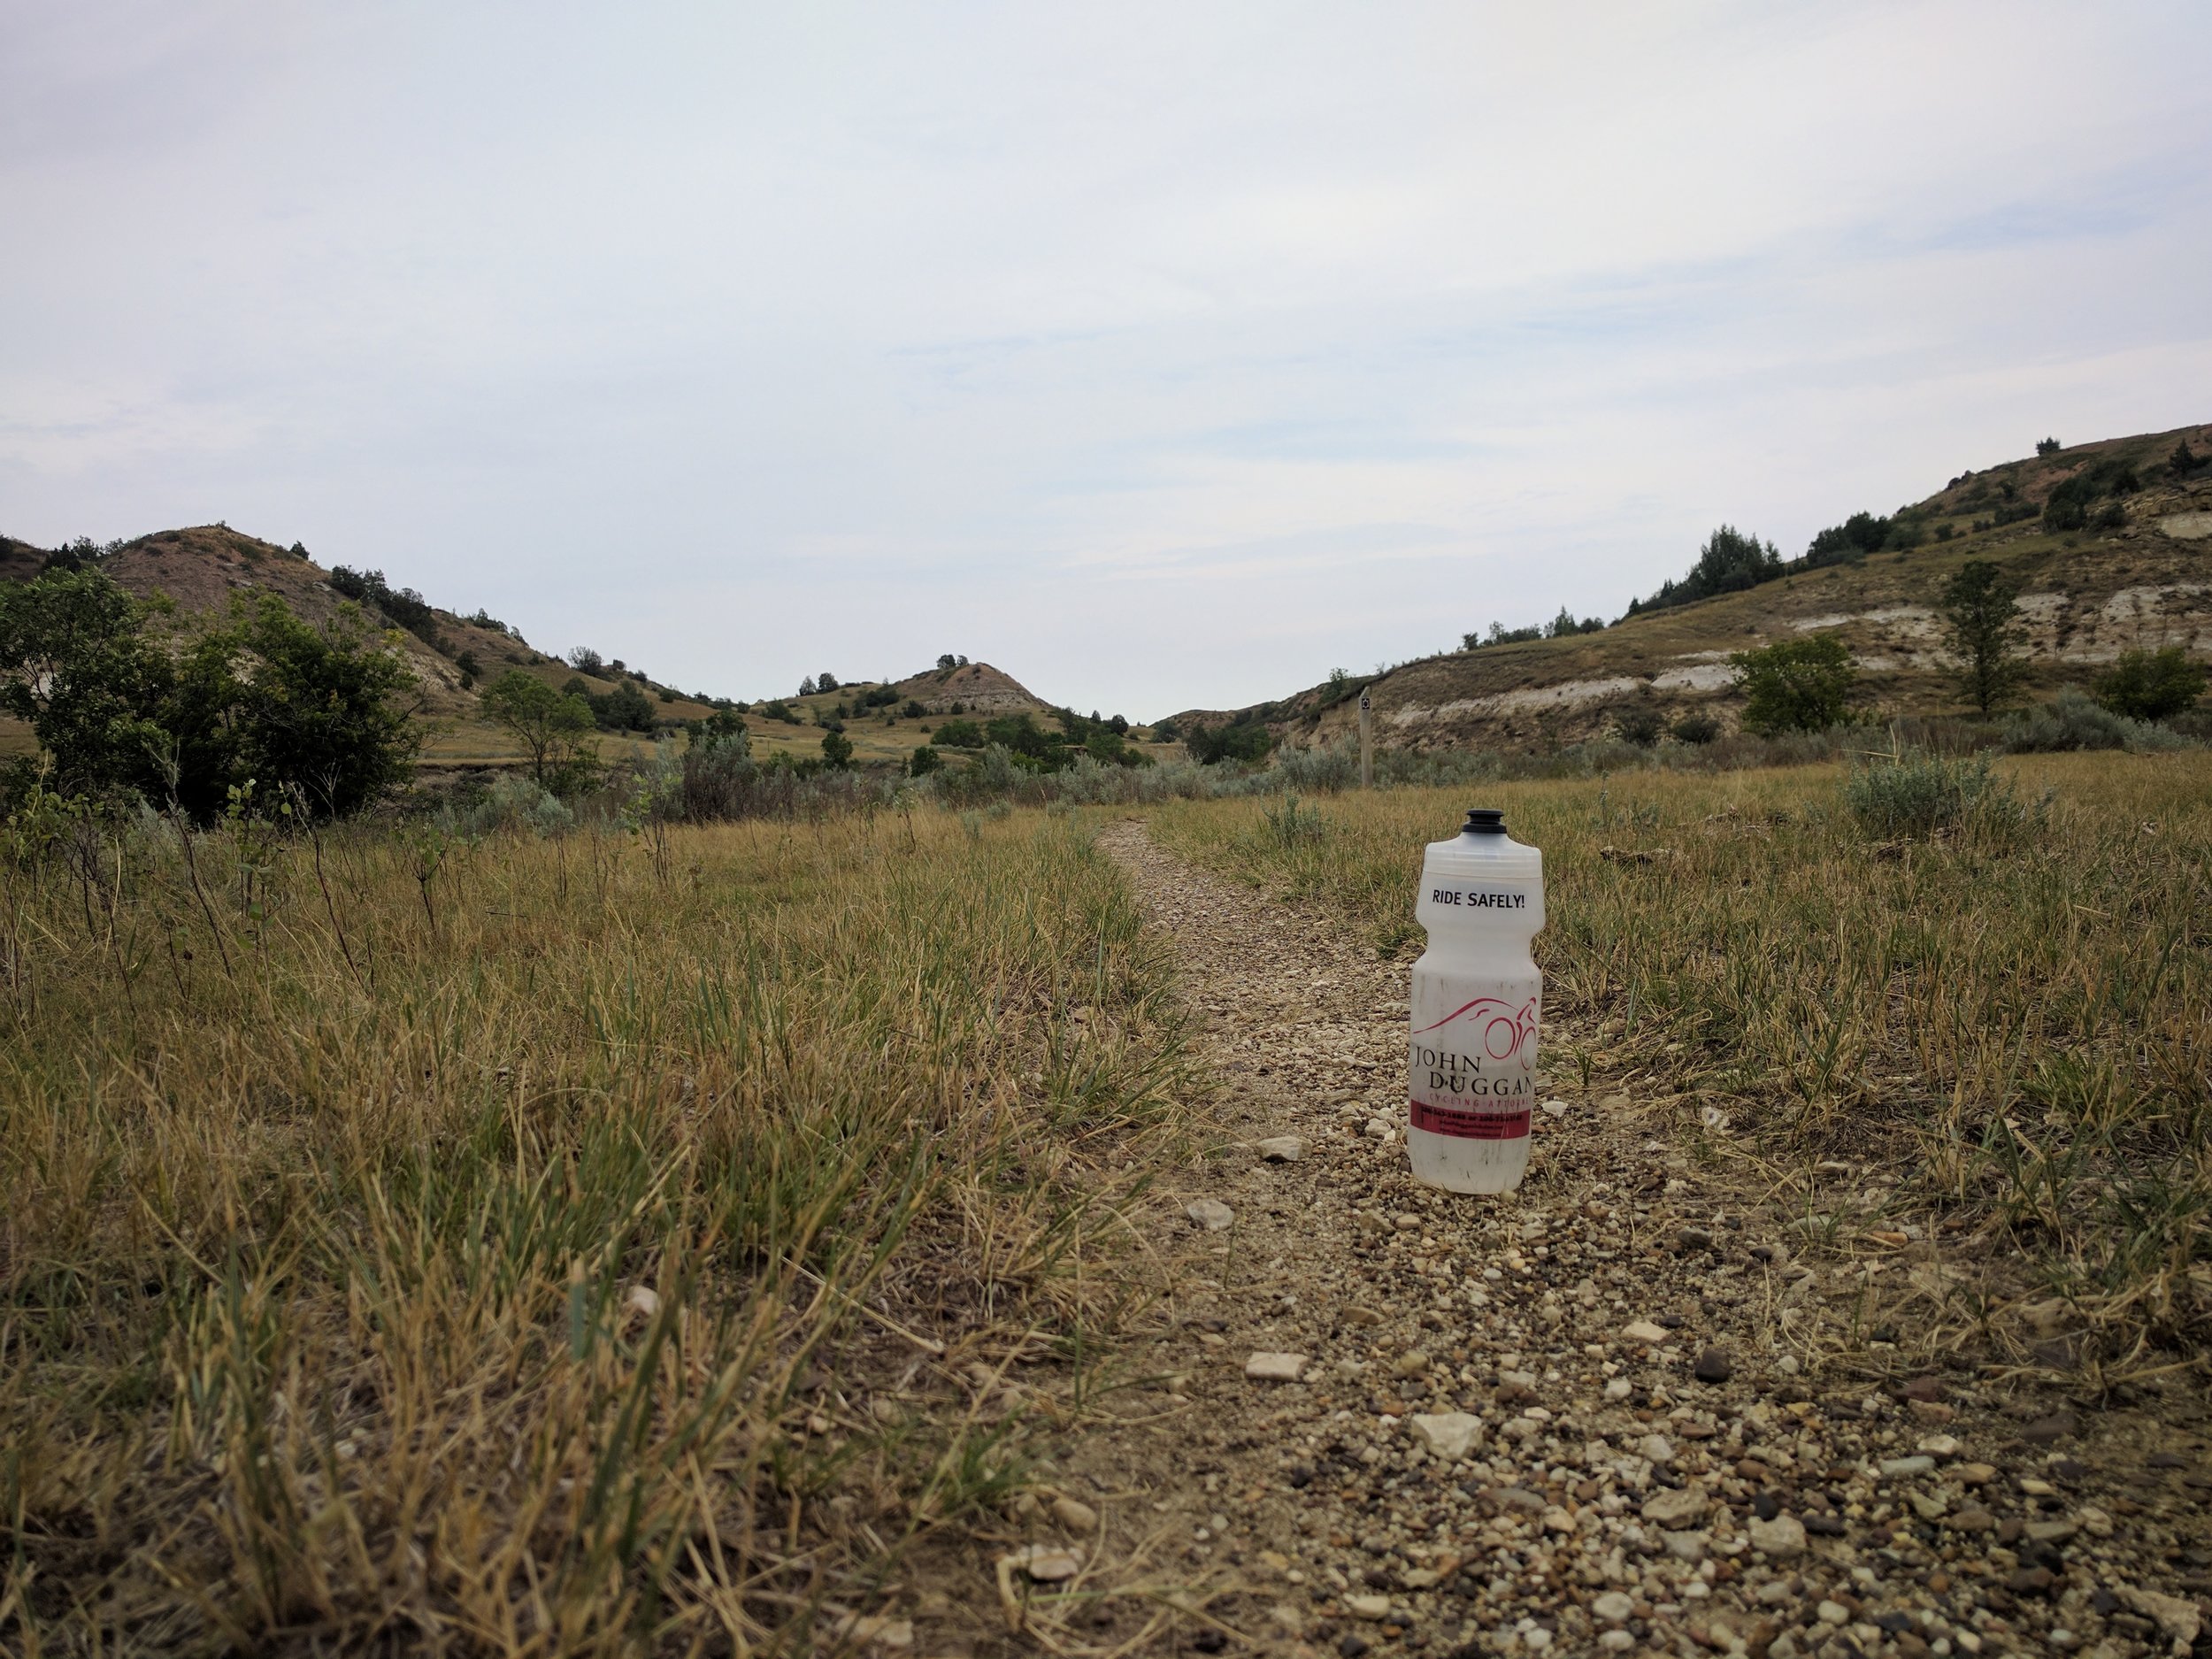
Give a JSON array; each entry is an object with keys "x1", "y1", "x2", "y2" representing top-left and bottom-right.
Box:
[{"x1": 1844, "y1": 749, "x2": 2039, "y2": 841}]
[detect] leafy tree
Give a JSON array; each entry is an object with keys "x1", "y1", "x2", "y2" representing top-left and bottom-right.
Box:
[
  {"x1": 933, "y1": 718, "x2": 986, "y2": 748},
  {"x1": 1937, "y1": 560, "x2": 2029, "y2": 712},
  {"x1": 798, "y1": 675, "x2": 817, "y2": 696},
  {"x1": 0, "y1": 568, "x2": 417, "y2": 819},
  {"x1": 2036, "y1": 437, "x2": 2062, "y2": 457},
  {"x1": 565, "y1": 645, "x2": 604, "y2": 674},
  {"x1": 686, "y1": 706, "x2": 753, "y2": 756},
  {"x1": 902, "y1": 699, "x2": 926, "y2": 718},
  {"x1": 2093, "y1": 647, "x2": 2206, "y2": 721},
  {"x1": 588, "y1": 679, "x2": 656, "y2": 732},
  {"x1": 956, "y1": 655, "x2": 970, "y2": 666},
  {"x1": 819, "y1": 730, "x2": 854, "y2": 769},
  {"x1": 1615, "y1": 706, "x2": 1664, "y2": 747},
  {"x1": 455, "y1": 649, "x2": 481, "y2": 689},
  {"x1": 816, "y1": 671, "x2": 841, "y2": 692},
  {"x1": 908, "y1": 744, "x2": 942, "y2": 777},
  {"x1": 1732, "y1": 634, "x2": 1855, "y2": 733},
  {"x1": 2170, "y1": 439, "x2": 2202, "y2": 479},
  {"x1": 1186, "y1": 720, "x2": 1274, "y2": 765},
  {"x1": 936, "y1": 653, "x2": 957, "y2": 671},
  {"x1": 481, "y1": 671, "x2": 595, "y2": 787},
  {"x1": 1671, "y1": 711, "x2": 1720, "y2": 745}
]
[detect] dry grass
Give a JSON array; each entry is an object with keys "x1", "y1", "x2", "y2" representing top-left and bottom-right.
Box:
[
  {"x1": 0, "y1": 805, "x2": 1194, "y2": 1654},
  {"x1": 1150, "y1": 752, "x2": 2212, "y2": 1371}
]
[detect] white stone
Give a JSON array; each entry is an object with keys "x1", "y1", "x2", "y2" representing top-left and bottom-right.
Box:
[
  {"x1": 1622, "y1": 1320, "x2": 1671, "y2": 1344},
  {"x1": 1878, "y1": 1455, "x2": 1934, "y2": 1478},
  {"x1": 1592, "y1": 1591, "x2": 1635, "y2": 1624},
  {"x1": 1747, "y1": 1513, "x2": 1806, "y2": 1558},
  {"x1": 1052, "y1": 1495, "x2": 1098, "y2": 1534},
  {"x1": 1245, "y1": 1351, "x2": 1309, "y2": 1383},
  {"x1": 1642, "y1": 1485, "x2": 1709, "y2": 1529},
  {"x1": 2118, "y1": 1586, "x2": 2201, "y2": 1645},
  {"x1": 1817, "y1": 1601, "x2": 1849, "y2": 1625},
  {"x1": 624, "y1": 1284, "x2": 661, "y2": 1319},
  {"x1": 1345, "y1": 1594, "x2": 1392, "y2": 1620},
  {"x1": 1020, "y1": 1545, "x2": 1084, "y2": 1581},
  {"x1": 1603, "y1": 1379, "x2": 1633, "y2": 1400},
  {"x1": 1407, "y1": 1412, "x2": 1485, "y2": 1461},
  {"x1": 828, "y1": 1613, "x2": 914, "y2": 1649},
  {"x1": 1598, "y1": 1632, "x2": 1635, "y2": 1653},
  {"x1": 1256, "y1": 1135, "x2": 1306, "y2": 1162},
  {"x1": 1186, "y1": 1198, "x2": 1235, "y2": 1231},
  {"x1": 1639, "y1": 1433, "x2": 1676, "y2": 1466}
]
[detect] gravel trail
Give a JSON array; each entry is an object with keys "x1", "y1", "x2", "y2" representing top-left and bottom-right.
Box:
[{"x1": 957, "y1": 822, "x2": 2212, "y2": 1659}]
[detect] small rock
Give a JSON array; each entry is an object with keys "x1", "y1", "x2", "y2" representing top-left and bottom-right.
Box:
[
  {"x1": 1407, "y1": 1412, "x2": 1485, "y2": 1461},
  {"x1": 1245, "y1": 1352, "x2": 1309, "y2": 1383},
  {"x1": 624, "y1": 1284, "x2": 662, "y2": 1320},
  {"x1": 1957, "y1": 1462, "x2": 1997, "y2": 1485},
  {"x1": 1621, "y1": 1319, "x2": 1671, "y2": 1344},
  {"x1": 2024, "y1": 1518, "x2": 2077, "y2": 1544},
  {"x1": 1337, "y1": 1636, "x2": 1370, "y2": 1659},
  {"x1": 1391, "y1": 1349, "x2": 1431, "y2": 1379},
  {"x1": 1660, "y1": 1530, "x2": 1709, "y2": 1563},
  {"x1": 1603, "y1": 1378, "x2": 1633, "y2": 1401},
  {"x1": 1909, "y1": 1399, "x2": 1955, "y2": 1424},
  {"x1": 828, "y1": 1613, "x2": 915, "y2": 1650},
  {"x1": 1597, "y1": 1631, "x2": 1634, "y2": 1652},
  {"x1": 1949, "y1": 1506, "x2": 1995, "y2": 1533},
  {"x1": 1256, "y1": 1135, "x2": 1305, "y2": 1162},
  {"x1": 1639, "y1": 1433, "x2": 1676, "y2": 1466},
  {"x1": 1694, "y1": 1347, "x2": 1733, "y2": 1385},
  {"x1": 2022, "y1": 1410, "x2": 2077, "y2": 1444},
  {"x1": 1642, "y1": 1484, "x2": 1709, "y2": 1529},
  {"x1": 1817, "y1": 1601, "x2": 1850, "y2": 1625},
  {"x1": 1878, "y1": 1455, "x2": 1934, "y2": 1479},
  {"x1": 2117, "y1": 1586, "x2": 2202, "y2": 1647},
  {"x1": 1909, "y1": 1492, "x2": 1949, "y2": 1521},
  {"x1": 1052, "y1": 1495, "x2": 1098, "y2": 1534},
  {"x1": 1344, "y1": 1594, "x2": 1392, "y2": 1621},
  {"x1": 1363, "y1": 1118, "x2": 1394, "y2": 1140},
  {"x1": 1917, "y1": 1433, "x2": 1962, "y2": 1459},
  {"x1": 1342, "y1": 1305, "x2": 1383, "y2": 1326},
  {"x1": 1592, "y1": 1591, "x2": 1635, "y2": 1623},
  {"x1": 1747, "y1": 1512, "x2": 1806, "y2": 1557},
  {"x1": 1186, "y1": 1198, "x2": 1235, "y2": 1231},
  {"x1": 1677, "y1": 1225, "x2": 1715, "y2": 1251},
  {"x1": 1019, "y1": 1544, "x2": 1084, "y2": 1581}
]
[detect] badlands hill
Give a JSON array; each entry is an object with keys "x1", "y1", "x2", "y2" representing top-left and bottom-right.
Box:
[
  {"x1": 1176, "y1": 421, "x2": 2212, "y2": 754},
  {"x1": 0, "y1": 524, "x2": 1059, "y2": 771}
]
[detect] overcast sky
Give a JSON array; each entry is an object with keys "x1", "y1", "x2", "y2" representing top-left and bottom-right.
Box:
[{"x1": 5, "y1": 4, "x2": 2209, "y2": 718}]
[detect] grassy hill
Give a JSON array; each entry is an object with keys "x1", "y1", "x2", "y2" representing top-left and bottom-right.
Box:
[
  {"x1": 1175, "y1": 420, "x2": 2212, "y2": 754},
  {"x1": 0, "y1": 526, "x2": 1085, "y2": 773}
]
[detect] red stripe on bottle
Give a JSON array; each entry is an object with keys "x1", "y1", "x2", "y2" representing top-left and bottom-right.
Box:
[{"x1": 1409, "y1": 1102, "x2": 1532, "y2": 1141}]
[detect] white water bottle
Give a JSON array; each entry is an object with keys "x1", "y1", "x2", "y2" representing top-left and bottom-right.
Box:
[{"x1": 1406, "y1": 807, "x2": 1545, "y2": 1194}]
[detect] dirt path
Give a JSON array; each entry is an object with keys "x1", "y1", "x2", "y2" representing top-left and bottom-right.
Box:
[{"x1": 943, "y1": 823, "x2": 2211, "y2": 1659}]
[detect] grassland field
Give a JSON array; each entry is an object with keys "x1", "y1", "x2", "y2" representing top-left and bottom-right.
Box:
[{"x1": 2, "y1": 749, "x2": 2206, "y2": 1652}]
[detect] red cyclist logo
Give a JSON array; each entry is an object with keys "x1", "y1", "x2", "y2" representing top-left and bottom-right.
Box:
[{"x1": 1412, "y1": 995, "x2": 1538, "y2": 1065}]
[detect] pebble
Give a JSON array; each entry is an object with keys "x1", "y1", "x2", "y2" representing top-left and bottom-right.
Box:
[
  {"x1": 1256, "y1": 1135, "x2": 1305, "y2": 1162},
  {"x1": 1363, "y1": 1118, "x2": 1394, "y2": 1140},
  {"x1": 1186, "y1": 1198, "x2": 1235, "y2": 1231},
  {"x1": 1345, "y1": 1594, "x2": 1391, "y2": 1621},
  {"x1": 1390, "y1": 1349, "x2": 1431, "y2": 1379},
  {"x1": 1406, "y1": 1412, "x2": 1484, "y2": 1461},
  {"x1": 1592, "y1": 1591, "x2": 1635, "y2": 1624},
  {"x1": 1642, "y1": 1484, "x2": 1709, "y2": 1529},
  {"x1": 1018, "y1": 1544, "x2": 1083, "y2": 1581},
  {"x1": 1051, "y1": 1495, "x2": 1098, "y2": 1534},
  {"x1": 1694, "y1": 1347, "x2": 1733, "y2": 1384},
  {"x1": 1244, "y1": 1351, "x2": 1308, "y2": 1382},
  {"x1": 1747, "y1": 1512, "x2": 1807, "y2": 1557},
  {"x1": 1621, "y1": 1319, "x2": 1670, "y2": 1344},
  {"x1": 1878, "y1": 1455, "x2": 1934, "y2": 1478},
  {"x1": 1638, "y1": 1433, "x2": 1676, "y2": 1465}
]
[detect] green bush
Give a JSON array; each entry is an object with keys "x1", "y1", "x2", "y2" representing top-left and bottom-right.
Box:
[
  {"x1": 1187, "y1": 720, "x2": 1275, "y2": 765},
  {"x1": 819, "y1": 731, "x2": 854, "y2": 769},
  {"x1": 450, "y1": 772, "x2": 573, "y2": 838},
  {"x1": 2094, "y1": 648, "x2": 2206, "y2": 721},
  {"x1": 932, "y1": 718, "x2": 985, "y2": 748},
  {"x1": 2003, "y1": 687, "x2": 2190, "y2": 754},
  {"x1": 1615, "y1": 707, "x2": 1664, "y2": 747},
  {"x1": 1732, "y1": 634, "x2": 1855, "y2": 733},
  {"x1": 2036, "y1": 436, "x2": 2062, "y2": 457},
  {"x1": 0, "y1": 569, "x2": 418, "y2": 821},
  {"x1": 908, "y1": 744, "x2": 942, "y2": 778},
  {"x1": 1671, "y1": 711, "x2": 1721, "y2": 745},
  {"x1": 481, "y1": 671, "x2": 597, "y2": 790},
  {"x1": 1260, "y1": 793, "x2": 1326, "y2": 848},
  {"x1": 1845, "y1": 749, "x2": 2039, "y2": 842}
]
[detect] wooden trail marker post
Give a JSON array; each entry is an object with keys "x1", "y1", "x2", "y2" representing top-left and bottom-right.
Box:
[{"x1": 1359, "y1": 687, "x2": 1372, "y2": 789}]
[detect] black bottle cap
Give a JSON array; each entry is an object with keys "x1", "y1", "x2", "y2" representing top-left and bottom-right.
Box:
[{"x1": 1463, "y1": 808, "x2": 1507, "y2": 836}]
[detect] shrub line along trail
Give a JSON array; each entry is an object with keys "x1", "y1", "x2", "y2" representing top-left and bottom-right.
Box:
[{"x1": 1002, "y1": 821, "x2": 2212, "y2": 1659}]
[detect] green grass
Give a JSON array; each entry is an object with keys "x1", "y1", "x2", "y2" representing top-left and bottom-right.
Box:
[
  {"x1": 0, "y1": 806, "x2": 1193, "y2": 1652},
  {"x1": 1150, "y1": 752, "x2": 2212, "y2": 1360}
]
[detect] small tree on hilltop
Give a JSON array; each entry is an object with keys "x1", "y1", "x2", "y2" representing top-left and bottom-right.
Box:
[
  {"x1": 566, "y1": 645, "x2": 604, "y2": 675},
  {"x1": 1938, "y1": 560, "x2": 2029, "y2": 713},
  {"x1": 1732, "y1": 634, "x2": 1855, "y2": 733},
  {"x1": 2093, "y1": 647, "x2": 2206, "y2": 721},
  {"x1": 798, "y1": 675, "x2": 817, "y2": 696},
  {"x1": 936, "y1": 653, "x2": 957, "y2": 671},
  {"x1": 481, "y1": 671, "x2": 595, "y2": 787},
  {"x1": 820, "y1": 730, "x2": 854, "y2": 769},
  {"x1": 2036, "y1": 437, "x2": 2062, "y2": 457}
]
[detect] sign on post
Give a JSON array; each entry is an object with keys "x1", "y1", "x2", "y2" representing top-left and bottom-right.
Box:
[{"x1": 1359, "y1": 687, "x2": 1372, "y2": 790}]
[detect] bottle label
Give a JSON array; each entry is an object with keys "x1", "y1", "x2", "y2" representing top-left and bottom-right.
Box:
[{"x1": 1407, "y1": 978, "x2": 1540, "y2": 1141}]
